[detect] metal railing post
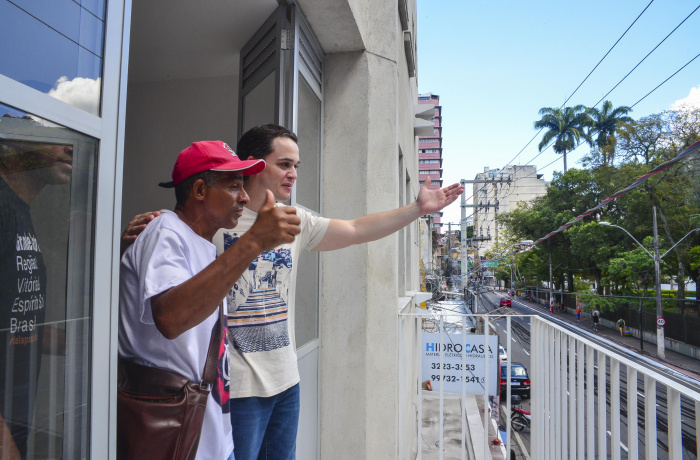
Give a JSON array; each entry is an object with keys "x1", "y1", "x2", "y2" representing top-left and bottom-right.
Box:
[
  {"x1": 644, "y1": 375, "x2": 657, "y2": 460},
  {"x1": 610, "y1": 359, "x2": 621, "y2": 460},
  {"x1": 627, "y1": 368, "x2": 638, "y2": 460},
  {"x1": 597, "y1": 352, "x2": 607, "y2": 458},
  {"x1": 439, "y1": 315, "x2": 444, "y2": 460}
]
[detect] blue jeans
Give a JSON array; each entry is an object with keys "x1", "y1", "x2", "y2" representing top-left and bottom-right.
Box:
[{"x1": 230, "y1": 383, "x2": 300, "y2": 460}]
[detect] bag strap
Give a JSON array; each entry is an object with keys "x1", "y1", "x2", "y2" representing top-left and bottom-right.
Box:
[{"x1": 199, "y1": 303, "x2": 224, "y2": 391}]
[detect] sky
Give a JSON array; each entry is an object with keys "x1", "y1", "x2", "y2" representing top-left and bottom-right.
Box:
[{"x1": 416, "y1": 0, "x2": 700, "y2": 226}]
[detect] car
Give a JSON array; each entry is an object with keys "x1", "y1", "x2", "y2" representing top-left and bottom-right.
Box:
[
  {"x1": 498, "y1": 345, "x2": 507, "y2": 363},
  {"x1": 499, "y1": 297, "x2": 512, "y2": 307},
  {"x1": 500, "y1": 363, "x2": 531, "y2": 399}
]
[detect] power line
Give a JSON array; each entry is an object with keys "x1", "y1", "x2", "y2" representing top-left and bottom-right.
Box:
[
  {"x1": 531, "y1": 139, "x2": 700, "y2": 245},
  {"x1": 591, "y1": 3, "x2": 700, "y2": 109},
  {"x1": 507, "y1": 1, "x2": 655, "y2": 166},
  {"x1": 561, "y1": 0, "x2": 656, "y2": 110},
  {"x1": 631, "y1": 52, "x2": 700, "y2": 109},
  {"x1": 455, "y1": 4, "x2": 700, "y2": 242}
]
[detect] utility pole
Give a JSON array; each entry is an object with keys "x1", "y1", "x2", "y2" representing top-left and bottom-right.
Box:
[
  {"x1": 447, "y1": 222, "x2": 451, "y2": 288},
  {"x1": 461, "y1": 187, "x2": 467, "y2": 299},
  {"x1": 653, "y1": 206, "x2": 665, "y2": 358},
  {"x1": 548, "y1": 250, "x2": 554, "y2": 307}
]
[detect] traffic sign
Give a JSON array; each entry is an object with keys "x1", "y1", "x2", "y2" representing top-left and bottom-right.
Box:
[
  {"x1": 656, "y1": 317, "x2": 666, "y2": 327},
  {"x1": 485, "y1": 261, "x2": 498, "y2": 267}
]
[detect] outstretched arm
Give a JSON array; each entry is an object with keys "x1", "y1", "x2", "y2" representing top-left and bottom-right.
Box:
[{"x1": 313, "y1": 177, "x2": 464, "y2": 252}]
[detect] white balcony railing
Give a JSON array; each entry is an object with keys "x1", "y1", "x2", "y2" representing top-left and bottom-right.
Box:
[{"x1": 398, "y1": 309, "x2": 700, "y2": 459}]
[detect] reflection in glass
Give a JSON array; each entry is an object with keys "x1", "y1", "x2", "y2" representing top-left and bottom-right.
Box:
[
  {"x1": 0, "y1": 0, "x2": 105, "y2": 115},
  {"x1": 241, "y1": 71, "x2": 276, "y2": 134},
  {"x1": 0, "y1": 103, "x2": 96, "y2": 457},
  {"x1": 295, "y1": 77, "x2": 321, "y2": 212},
  {"x1": 294, "y1": 76, "x2": 322, "y2": 349}
]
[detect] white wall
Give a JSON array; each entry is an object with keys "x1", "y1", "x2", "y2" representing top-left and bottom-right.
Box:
[
  {"x1": 318, "y1": 0, "x2": 420, "y2": 457},
  {"x1": 121, "y1": 75, "x2": 238, "y2": 226}
]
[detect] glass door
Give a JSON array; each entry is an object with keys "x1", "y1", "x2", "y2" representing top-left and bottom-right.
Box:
[
  {"x1": 288, "y1": 7, "x2": 324, "y2": 460},
  {"x1": 237, "y1": 4, "x2": 324, "y2": 458},
  {"x1": 238, "y1": 6, "x2": 293, "y2": 136}
]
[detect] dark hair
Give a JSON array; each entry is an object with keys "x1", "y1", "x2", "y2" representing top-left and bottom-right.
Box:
[
  {"x1": 174, "y1": 170, "x2": 222, "y2": 206},
  {"x1": 237, "y1": 124, "x2": 297, "y2": 161}
]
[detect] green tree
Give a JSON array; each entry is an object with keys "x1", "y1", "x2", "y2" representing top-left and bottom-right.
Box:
[
  {"x1": 534, "y1": 105, "x2": 591, "y2": 172},
  {"x1": 606, "y1": 246, "x2": 657, "y2": 294},
  {"x1": 690, "y1": 246, "x2": 700, "y2": 292},
  {"x1": 616, "y1": 113, "x2": 666, "y2": 165},
  {"x1": 586, "y1": 100, "x2": 633, "y2": 167}
]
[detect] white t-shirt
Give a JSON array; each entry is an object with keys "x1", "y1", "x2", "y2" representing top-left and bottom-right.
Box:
[
  {"x1": 213, "y1": 205, "x2": 329, "y2": 398},
  {"x1": 119, "y1": 210, "x2": 233, "y2": 460}
]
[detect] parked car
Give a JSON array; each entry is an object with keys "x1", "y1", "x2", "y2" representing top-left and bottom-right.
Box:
[
  {"x1": 498, "y1": 345, "x2": 507, "y2": 363},
  {"x1": 499, "y1": 297, "x2": 512, "y2": 307},
  {"x1": 500, "y1": 363, "x2": 531, "y2": 398}
]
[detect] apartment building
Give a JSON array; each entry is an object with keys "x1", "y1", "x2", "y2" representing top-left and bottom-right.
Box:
[
  {"x1": 472, "y1": 165, "x2": 548, "y2": 255},
  {"x1": 417, "y1": 93, "x2": 444, "y2": 232}
]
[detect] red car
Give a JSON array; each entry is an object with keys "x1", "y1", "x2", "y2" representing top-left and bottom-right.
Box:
[{"x1": 500, "y1": 297, "x2": 512, "y2": 307}]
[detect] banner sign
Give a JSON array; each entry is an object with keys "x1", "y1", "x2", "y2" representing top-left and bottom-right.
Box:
[{"x1": 422, "y1": 333, "x2": 499, "y2": 395}]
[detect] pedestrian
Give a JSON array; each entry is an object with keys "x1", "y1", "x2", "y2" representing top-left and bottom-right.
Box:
[
  {"x1": 576, "y1": 305, "x2": 581, "y2": 323},
  {"x1": 616, "y1": 318, "x2": 626, "y2": 336},
  {"x1": 123, "y1": 125, "x2": 464, "y2": 460},
  {"x1": 592, "y1": 307, "x2": 600, "y2": 331},
  {"x1": 118, "y1": 140, "x2": 301, "y2": 460}
]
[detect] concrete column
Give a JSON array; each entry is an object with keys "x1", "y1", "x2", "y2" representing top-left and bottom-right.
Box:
[{"x1": 321, "y1": 48, "x2": 400, "y2": 459}]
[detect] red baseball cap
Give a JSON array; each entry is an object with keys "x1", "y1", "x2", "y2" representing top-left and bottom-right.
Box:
[{"x1": 159, "y1": 140, "x2": 265, "y2": 187}]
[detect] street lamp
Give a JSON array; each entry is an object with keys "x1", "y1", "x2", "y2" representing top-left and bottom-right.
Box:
[{"x1": 599, "y1": 209, "x2": 700, "y2": 359}]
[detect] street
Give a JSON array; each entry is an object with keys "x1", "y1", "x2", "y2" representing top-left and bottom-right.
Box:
[{"x1": 471, "y1": 285, "x2": 700, "y2": 459}]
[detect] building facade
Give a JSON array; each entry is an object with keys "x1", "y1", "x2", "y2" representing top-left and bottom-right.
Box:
[
  {"x1": 417, "y1": 93, "x2": 444, "y2": 232},
  {"x1": 0, "y1": 1, "x2": 428, "y2": 458},
  {"x1": 472, "y1": 165, "x2": 548, "y2": 256}
]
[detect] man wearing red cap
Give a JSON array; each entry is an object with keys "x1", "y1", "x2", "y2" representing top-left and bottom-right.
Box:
[{"x1": 118, "y1": 141, "x2": 301, "y2": 460}]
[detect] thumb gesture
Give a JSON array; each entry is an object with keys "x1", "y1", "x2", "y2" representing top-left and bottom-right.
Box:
[
  {"x1": 250, "y1": 189, "x2": 301, "y2": 251},
  {"x1": 260, "y1": 189, "x2": 276, "y2": 213}
]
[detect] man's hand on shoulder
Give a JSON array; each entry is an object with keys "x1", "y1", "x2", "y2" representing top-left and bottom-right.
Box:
[
  {"x1": 120, "y1": 211, "x2": 161, "y2": 257},
  {"x1": 416, "y1": 177, "x2": 464, "y2": 215},
  {"x1": 246, "y1": 190, "x2": 300, "y2": 252}
]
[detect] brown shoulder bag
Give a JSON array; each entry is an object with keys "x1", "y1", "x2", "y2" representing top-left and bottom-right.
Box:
[{"x1": 117, "y1": 305, "x2": 223, "y2": 460}]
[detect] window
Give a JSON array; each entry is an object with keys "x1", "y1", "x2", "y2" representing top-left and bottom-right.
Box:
[
  {"x1": 0, "y1": 1, "x2": 106, "y2": 116},
  {"x1": 0, "y1": 103, "x2": 97, "y2": 458}
]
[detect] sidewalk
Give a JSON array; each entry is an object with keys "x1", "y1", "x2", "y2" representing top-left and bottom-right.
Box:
[{"x1": 504, "y1": 290, "x2": 700, "y2": 382}]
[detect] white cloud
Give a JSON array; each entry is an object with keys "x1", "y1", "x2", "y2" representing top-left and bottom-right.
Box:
[
  {"x1": 48, "y1": 76, "x2": 101, "y2": 116},
  {"x1": 672, "y1": 84, "x2": 700, "y2": 111}
]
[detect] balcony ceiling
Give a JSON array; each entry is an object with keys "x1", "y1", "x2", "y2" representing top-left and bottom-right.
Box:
[{"x1": 128, "y1": 0, "x2": 278, "y2": 82}]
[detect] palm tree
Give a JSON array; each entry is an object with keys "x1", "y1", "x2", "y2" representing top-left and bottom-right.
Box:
[
  {"x1": 586, "y1": 100, "x2": 633, "y2": 166},
  {"x1": 534, "y1": 105, "x2": 590, "y2": 172}
]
